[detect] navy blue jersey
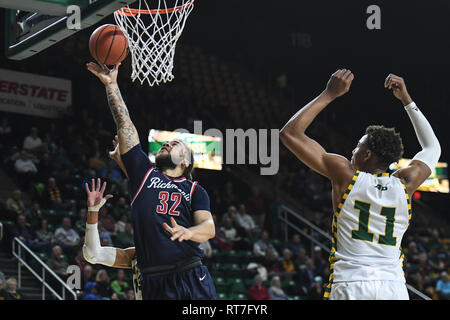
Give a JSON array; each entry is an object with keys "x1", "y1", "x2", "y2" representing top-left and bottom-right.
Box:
[{"x1": 121, "y1": 144, "x2": 210, "y2": 268}]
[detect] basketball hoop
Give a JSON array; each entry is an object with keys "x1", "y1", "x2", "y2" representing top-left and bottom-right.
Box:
[{"x1": 114, "y1": 0, "x2": 194, "y2": 86}]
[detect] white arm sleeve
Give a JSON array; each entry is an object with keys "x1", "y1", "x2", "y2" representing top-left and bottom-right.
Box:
[
  {"x1": 404, "y1": 102, "x2": 441, "y2": 172},
  {"x1": 82, "y1": 223, "x2": 116, "y2": 267}
]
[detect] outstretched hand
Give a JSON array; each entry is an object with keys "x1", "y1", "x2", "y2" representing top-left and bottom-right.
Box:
[
  {"x1": 384, "y1": 74, "x2": 412, "y2": 106},
  {"x1": 163, "y1": 217, "x2": 193, "y2": 242},
  {"x1": 324, "y1": 68, "x2": 354, "y2": 100},
  {"x1": 86, "y1": 62, "x2": 121, "y2": 86},
  {"x1": 85, "y1": 178, "x2": 113, "y2": 209}
]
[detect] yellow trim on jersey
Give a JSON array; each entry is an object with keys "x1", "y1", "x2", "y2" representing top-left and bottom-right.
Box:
[{"x1": 323, "y1": 170, "x2": 361, "y2": 300}]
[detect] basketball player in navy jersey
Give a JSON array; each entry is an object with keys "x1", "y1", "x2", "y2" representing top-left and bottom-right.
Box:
[{"x1": 86, "y1": 62, "x2": 216, "y2": 300}]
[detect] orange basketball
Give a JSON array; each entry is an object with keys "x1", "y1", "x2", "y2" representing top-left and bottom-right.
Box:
[{"x1": 89, "y1": 24, "x2": 128, "y2": 66}]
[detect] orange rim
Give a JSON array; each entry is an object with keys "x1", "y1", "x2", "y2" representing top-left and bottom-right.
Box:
[{"x1": 116, "y1": 0, "x2": 194, "y2": 16}]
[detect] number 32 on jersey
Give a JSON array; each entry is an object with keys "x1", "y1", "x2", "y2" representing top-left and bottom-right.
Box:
[{"x1": 156, "y1": 191, "x2": 182, "y2": 216}]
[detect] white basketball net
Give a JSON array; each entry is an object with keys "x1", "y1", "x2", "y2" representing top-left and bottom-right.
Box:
[{"x1": 114, "y1": 0, "x2": 194, "y2": 86}]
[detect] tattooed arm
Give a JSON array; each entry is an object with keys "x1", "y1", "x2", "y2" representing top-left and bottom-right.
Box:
[{"x1": 86, "y1": 62, "x2": 139, "y2": 154}]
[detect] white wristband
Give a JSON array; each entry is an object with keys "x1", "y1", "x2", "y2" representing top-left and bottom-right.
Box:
[{"x1": 88, "y1": 198, "x2": 107, "y2": 212}]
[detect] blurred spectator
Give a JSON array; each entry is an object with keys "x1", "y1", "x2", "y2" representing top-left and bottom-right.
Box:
[
  {"x1": 81, "y1": 264, "x2": 96, "y2": 290},
  {"x1": 110, "y1": 269, "x2": 130, "y2": 300},
  {"x1": 6, "y1": 190, "x2": 26, "y2": 217},
  {"x1": 36, "y1": 152, "x2": 55, "y2": 182},
  {"x1": 23, "y1": 127, "x2": 44, "y2": 155},
  {"x1": 245, "y1": 186, "x2": 265, "y2": 228},
  {"x1": 0, "y1": 277, "x2": 7, "y2": 300},
  {"x1": 115, "y1": 222, "x2": 134, "y2": 248},
  {"x1": 220, "y1": 205, "x2": 238, "y2": 226},
  {"x1": 34, "y1": 219, "x2": 54, "y2": 254},
  {"x1": 200, "y1": 240, "x2": 213, "y2": 259},
  {"x1": 14, "y1": 150, "x2": 38, "y2": 189},
  {"x1": 98, "y1": 221, "x2": 114, "y2": 247},
  {"x1": 296, "y1": 260, "x2": 315, "y2": 295},
  {"x1": 294, "y1": 247, "x2": 309, "y2": 267},
  {"x1": 0, "y1": 117, "x2": 12, "y2": 144},
  {"x1": 95, "y1": 269, "x2": 113, "y2": 299},
  {"x1": 236, "y1": 204, "x2": 259, "y2": 238},
  {"x1": 115, "y1": 213, "x2": 129, "y2": 234},
  {"x1": 54, "y1": 217, "x2": 80, "y2": 255},
  {"x1": 254, "y1": 230, "x2": 279, "y2": 258},
  {"x1": 125, "y1": 289, "x2": 135, "y2": 300},
  {"x1": 280, "y1": 248, "x2": 296, "y2": 280},
  {"x1": 435, "y1": 271, "x2": 450, "y2": 300},
  {"x1": 268, "y1": 276, "x2": 290, "y2": 300},
  {"x1": 101, "y1": 161, "x2": 122, "y2": 183},
  {"x1": 82, "y1": 281, "x2": 101, "y2": 300},
  {"x1": 248, "y1": 274, "x2": 271, "y2": 300},
  {"x1": 112, "y1": 197, "x2": 130, "y2": 221},
  {"x1": 75, "y1": 208, "x2": 87, "y2": 235},
  {"x1": 42, "y1": 177, "x2": 64, "y2": 209},
  {"x1": 283, "y1": 234, "x2": 304, "y2": 258},
  {"x1": 220, "y1": 216, "x2": 247, "y2": 250},
  {"x1": 11, "y1": 214, "x2": 38, "y2": 252},
  {"x1": 4, "y1": 278, "x2": 26, "y2": 300},
  {"x1": 28, "y1": 202, "x2": 43, "y2": 231},
  {"x1": 98, "y1": 206, "x2": 116, "y2": 235},
  {"x1": 88, "y1": 151, "x2": 106, "y2": 172},
  {"x1": 263, "y1": 247, "x2": 282, "y2": 278},
  {"x1": 312, "y1": 246, "x2": 327, "y2": 277},
  {"x1": 46, "y1": 245, "x2": 69, "y2": 280},
  {"x1": 307, "y1": 275, "x2": 324, "y2": 300}
]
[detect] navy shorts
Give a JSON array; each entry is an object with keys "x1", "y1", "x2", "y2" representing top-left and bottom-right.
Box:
[{"x1": 141, "y1": 265, "x2": 216, "y2": 300}]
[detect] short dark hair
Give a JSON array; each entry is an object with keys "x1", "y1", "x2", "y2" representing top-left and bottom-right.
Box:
[{"x1": 365, "y1": 125, "x2": 404, "y2": 168}]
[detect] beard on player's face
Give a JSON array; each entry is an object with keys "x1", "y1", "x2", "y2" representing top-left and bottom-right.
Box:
[{"x1": 155, "y1": 152, "x2": 177, "y2": 171}]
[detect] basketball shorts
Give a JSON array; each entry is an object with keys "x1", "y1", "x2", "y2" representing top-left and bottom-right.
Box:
[
  {"x1": 329, "y1": 280, "x2": 409, "y2": 300},
  {"x1": 141, "y1": 265, "x2": 216, "y2": 300}
]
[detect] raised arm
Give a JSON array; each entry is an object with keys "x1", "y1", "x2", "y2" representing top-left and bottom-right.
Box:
[
  {"x1": 280, "y1": 69, "x2": 355, "y2": 185},
  {"x1": 86, "y1": 62, "x2": 139, "y2": 154},
  {"x1": 386, "y1": 74, "x2": 441, "y2": 195},
  {"x1": 83, "y1": 178, "x2": 135, "y2": 269}
]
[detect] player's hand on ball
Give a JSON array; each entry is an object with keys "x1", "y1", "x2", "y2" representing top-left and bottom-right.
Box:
[
  {"x1": 86, "y1": 61, "x2": 121, "y2": 86},
  {"x1": 324, "y1": 69, "x2": 354, "y2": 99},
  {"x1": 384, "y1": 74, "x2": 413, "y2": 106},
  {"x1": 85, "y1": 178, "x2": 113, "y2": 208},
  {"x1": 163, "y1": 217, "x2": 193, "y2": 242}
]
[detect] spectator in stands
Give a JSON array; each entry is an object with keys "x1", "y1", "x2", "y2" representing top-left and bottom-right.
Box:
[
  {"x1": 10, "y1": 214, "x2": 38, "y2": 253},
  {"x1": 6, "y1": 190, "x2": 26, "y2": 217},
  {"x1": 220, "y1": 205, "x2": 238, "y2": 226},
  {"x1": 115, "y1": 222, "x2": 134, "y2": 248},
  {"x1": 0, "y1": 277, "x2": 7, "y2": 300},
  {"x1": 0, "y1": 117, "x2": 12, "y2": 145},
  {"x1": 95, "y1": 269, "x2": 113, "y2": 299},
  {"x1": 312, "y1": 246, "x2": 327, "y2": 277},
  {"x1": 220, "y1": 217, "x2": 246, "y2": 250},
  {"x1": 307, "y1": 275, "x2": 324, "y2": 300},
  {"x1": 254, "y1": 230, "x2": 279, "y2": 258},
  {"x1": 98, "y1": 206, "x2": 116, "y2": 235},
  {"x1": 280, "y1": 248, "x2": 296, "y2": 280},
  {"x1": 101, "y1": 160, "x2": 122, "y2": 183},
  {"x1": 245, "y1": 186, "x2": 266, "y2": 228},
  {"x1": 263, "y1": 246, "x2": 282, "y2": 278},
  {"x1": 46, "y1": 245, "x2": 69, "y2": 280},
  {"x1": 114, "y1": 213, "x2": 129, "y2": 234},
  {"x1": 436, "y1": 271, "x2": 450, "y2": 300},
  {"x1": 296, "y1": 260, "x2": 315, "y2": 296},
  {"x1": 23, "y1": 127, "x2": 44, "y2": 155},
  {"x1": 284, "y1": 234, "x2": 304, "y2": 258},
  {"x1": 111, "y1": 196, "x2": 130, "y2": 221},
  {"x1": 34, "y1": 219, "x2": 55, "y2": 254},
  {"x1": 268, "y1": 275, "x2": 290, "y2": 300},
  {"x1": 125, "y1": 289, "x2": 135, "y2": 300},
  {"x1": 82, "y1": 281, "x2": 101, "y2": 300},
  {"x1": 248, "y1": 274, "x2": 271, "y2": 300},
  {"x1": 75, "y1": 208, "x2": 87, "y2": 235},
  {"x1": 111, "y1": 269, "x2": 130, "y2": 300},
  {"x1": 14, "y1": 150, "x2": 38, "y2": 185},
  {"x1": 28, "y1": 202, "x2": 43, "y2": 231},
  {"x1": 294, "y1": 247, "x2": 309, "y2": 267},
  {"x1": 81, "y1": 264, "x2": 96, "y2": 290},
  {"x1": 4, "y1": 278, "x2": 26, "y2": 300},
  {"x1": 36, "y1": 152, "x2": 55, "y2": 182},
  {"x1": 98, "y1": 221, "x2": 114, "y2": 246},
  {"x1": 54, "y1": 217, "x2": 80, "y2": 255},
  {"x1": 42, "y1": 177, "x2": 64, "y2": 209},
  {"x1": 200, "y1": 240, "x2": 213, "y2": 259},
  {"x1": 236, "y1": 203, "x2": 259, "y2": 238}
]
